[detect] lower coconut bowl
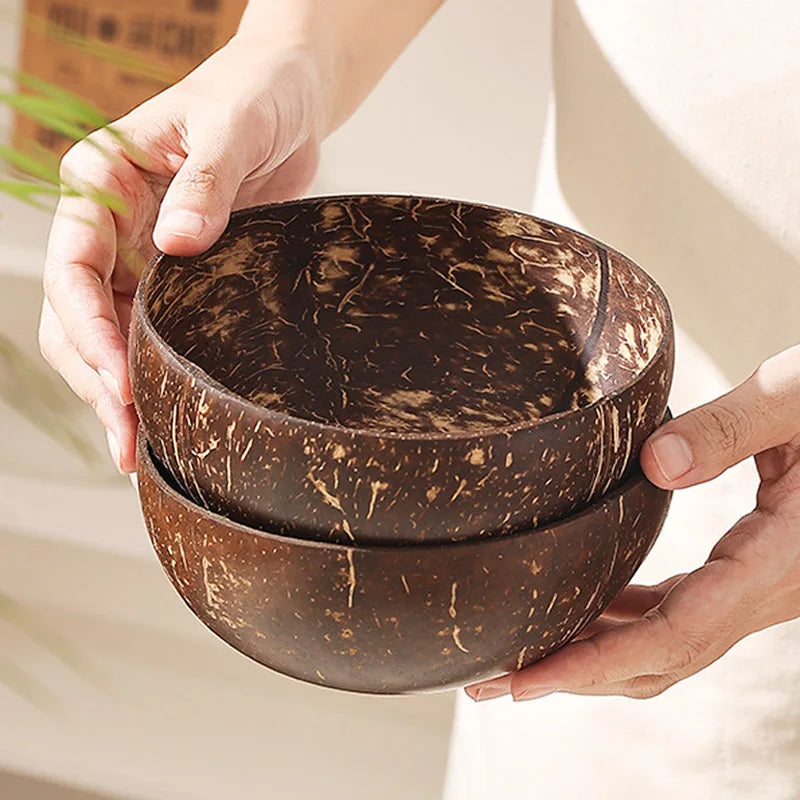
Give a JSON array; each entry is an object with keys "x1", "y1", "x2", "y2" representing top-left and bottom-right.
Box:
[{"x1": 137, "y1": 432, "x2": 671, "y2": 694}]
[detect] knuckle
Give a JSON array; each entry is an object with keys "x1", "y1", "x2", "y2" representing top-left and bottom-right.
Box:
[
  {"x1": 765, "y1": 473, "x2": 800, "y2": 515},
  {"x1": 666, "y1": 640, "x2": 701, "y2": 674},
  {"x1": 85, "y1": 383, "x2": 112, "y2": 420},
  {"x1": 713, "y1": 532, "x2": 781, "y2": 596},
  {"x1": 753, "y1": 349, "x2": 800, "y2": 390},
  {"x1": 83, "y1": 383, "x2": 103, "y2": 414},
  {"x1": 42, "y1": 260, "x2": 96, "y2": 302},
  {"x1": 694, "y1": 403, "x2": 753, "y2": 456},
  {"x1": 41, "y1": 264, "x2": 61, "y2": 300},
  {"x1": 59, "y1": 133, "x2": 124, "y2": 199},
  {"x1": 59, "y1": 141, "x2": 90, "y2": 181},
  {"x1": 626, "y1": 675, "x2": 674, "y2": 700},
  {"x1": 665, "y1": 628, "x2": 709, "y2": 674},
  {"x1": 575, "y1": 637, "x2": 618, "y2": 688},
  {"x1": 708, "y1": 537, "x2": 755, "y2": 575},
  {"x1": 645, "y1": 608, "x2": 705, "y2": 673},
  {"x1": 76, "y1": 313, "x2": 117, "y2": 365},
  {"x1": 59, "y1": 135, "x2": 104, "y2": 181},
  {"x1": 180, "y1": 163, "x2": 220, "y2": 194}
]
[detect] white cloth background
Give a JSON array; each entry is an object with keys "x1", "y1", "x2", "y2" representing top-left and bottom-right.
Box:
[{"x1": 445, "y1": 2, "x2": 800, "y2": 797}]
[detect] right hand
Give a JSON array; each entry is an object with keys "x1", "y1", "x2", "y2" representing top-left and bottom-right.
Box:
[{"x1": 39, "y1": 36, "x2": 328, "y2": 472}]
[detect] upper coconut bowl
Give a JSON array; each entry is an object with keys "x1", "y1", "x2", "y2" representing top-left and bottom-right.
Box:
[
  {"x1": 136, "y1": 432, "x2": 671, "y2": 694},
  {"x1": 130, "y1": 195, "x2": 673, "y2": 546}
]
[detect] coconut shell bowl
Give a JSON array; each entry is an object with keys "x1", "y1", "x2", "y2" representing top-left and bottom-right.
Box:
[
  {"x1": 137, "y1": 432, "x2": 671, "y2": 694},
  {"x1": 130, "y1": 195, "x2": 674, "y2": 546}
]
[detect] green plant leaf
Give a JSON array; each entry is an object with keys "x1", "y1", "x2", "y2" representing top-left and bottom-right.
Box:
[
  {"x1": 0, "y1": 157, "x2": 130, "y2": 215},
  {"x1": 2, "y1": 67, "x2": 109, "y2": 130},
  {"x1": 0, "y1": 179, "x2": 60, "y2": 196},
  {"x1": 60, "y1": 182, "x2": 131, "y2": 216},
  {"x1": 0, "y1": 179, "x2": 58, "y2": 209},
  {"x1": 0, "y1": 91, "x2": 95, "y2": 139},
  {"x1": 0, "y1": 144, "x2": 60, "y2": 185}
]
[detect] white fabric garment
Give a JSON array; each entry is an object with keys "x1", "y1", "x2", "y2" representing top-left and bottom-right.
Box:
[{"x1": 444, "y1": 2, "x2": 800, "y2": 797}]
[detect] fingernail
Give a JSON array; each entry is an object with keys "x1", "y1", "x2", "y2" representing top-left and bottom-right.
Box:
[
  {"x1": 649, "y1": 433, "x2": 693, "y2": 481},
  {"x1": 106, "y1": 429, "x2": 122, "y2": 473},
  {"x1": 465, "y1": 675, "x2": 512, "y2": 702},
  {"x1": 474, "y1": 685, "x2": 511, "y2": 702},
  {"x1": 158, "y1": 210, "x2": 205, "y2": 239},
  {"x1": 512, "y1": 686, "x2": 556, "y2": 702},
  {"x1": 98, "y1": 368, "x2": 124, "y2": 405}
]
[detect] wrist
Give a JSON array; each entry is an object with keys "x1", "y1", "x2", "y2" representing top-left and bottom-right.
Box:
[
  {"x1": 232, "y1": 0, "x2": 443, "y2": 137},
  {"x1": 232, "y1": 1, "x2": 342, "y2": 136}
]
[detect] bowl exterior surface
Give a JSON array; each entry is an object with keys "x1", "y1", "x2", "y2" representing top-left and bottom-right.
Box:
[
  {"x1": 137, "y1": 435, "x2": 671, "y2": 694},
  {"x1": 131, "y1": 196, "x2": 674, "y2": 545}
]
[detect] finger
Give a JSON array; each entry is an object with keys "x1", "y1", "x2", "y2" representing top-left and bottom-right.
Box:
[
  {"x1": 39, "y1": 302, "x2": 138, "y2": 472},
  {"x1": 113, "y1": 293, "x2": 134, "y2": 340},
  {"x1": 44, "y1": 140, "x2": 136, "y2": 405},
  {"x1": 755, "y1": 446, "x2": 798, "y2": 484},
  {"x1": 507, "y1": 619, "x2": 668, "y2": 700},
  {"x1": 556, "y1": 621, "x2": 752, "y2": 700},
  {"x1": 464, "y1": 673, "x2": 512, "y2": 702},
  {"x1": 708, "y1": 503, "x2": 800, "y2": 592},
  {"x1": 464, "y1": 617, "x2": 626, "y2": 702},
  {"x1": 233, "y1": 140, "x2": 320, "y2": 210},
  {"x1": 153, "y1": 128, "x2": 256, "y2": 255},
  {"x1": 572, "y1": 616, "x2": 625, "y2": 640},
  {"x1": 601, "y1": 574, "x2": 687, "y2": 620},
  {"x1": 465, "y1": 671, "x2": 676, "y2": 702},
  {"x1": 509, "y1": 561, "x2": 750, "y2": 700},
  {"x1": 465, "y1": 583, "x2": 684, "y2": 702},
  {"x1": 541, "y1": 673, "x2": 675, "y2": 700},
  {"x1": 641, "y1": 345, "x2": 800, "y2": 489},
  {"x1": 465, "y1": 576, "x2": 686, "y2": 702}
]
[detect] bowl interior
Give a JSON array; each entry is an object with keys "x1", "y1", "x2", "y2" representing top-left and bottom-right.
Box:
[{"x1": 142, "y1": 196, "x2": 669, "y2": 435}]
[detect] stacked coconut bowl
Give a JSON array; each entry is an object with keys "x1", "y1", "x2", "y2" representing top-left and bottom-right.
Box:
[{"x1": 129, "y1": 195, "x2": 674, "y2": 694}]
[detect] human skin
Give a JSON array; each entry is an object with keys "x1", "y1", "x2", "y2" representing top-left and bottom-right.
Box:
[
  {"x1": 38, "y1": 0, "x2": 443, "y2": 473},
  {"x1": 38, "y1": 0, "x2": 800, "y2": 699},
  {"x1": 466, "y1": 347, "x2": 800, "y2": 701}
]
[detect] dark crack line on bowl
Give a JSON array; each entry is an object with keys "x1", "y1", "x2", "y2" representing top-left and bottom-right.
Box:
[{"x1": 555, "y1": 244, "x2": 611, "y2": 409}]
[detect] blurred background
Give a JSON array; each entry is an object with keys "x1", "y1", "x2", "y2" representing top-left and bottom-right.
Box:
[{"x1": 0, "y1": 0, "x2": 548, "y2": 798}]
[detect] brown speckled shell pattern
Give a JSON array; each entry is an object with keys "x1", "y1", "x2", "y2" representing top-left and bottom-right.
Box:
[
  {"x1": 137, "y1": 434, "x2": 671, "y2": 694},
  {"x1": 130, "y1": 196, "x2": 674, "y2": 545}
]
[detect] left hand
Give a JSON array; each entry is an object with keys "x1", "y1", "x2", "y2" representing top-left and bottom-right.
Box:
[
  {"x1": 38, "y1": 35, "x2": 327, "y2": 473},
  {"x1": 466, "y1": 345, "x2": 800, "y2": 702}
]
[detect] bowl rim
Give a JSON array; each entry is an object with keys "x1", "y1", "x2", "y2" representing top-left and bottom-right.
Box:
[
  {"x1": 136, "y1": 428, "x2": 669, "y2": 555},
  {"x1": 134, "y1": 193, "x2": 674, "y2": 443}
]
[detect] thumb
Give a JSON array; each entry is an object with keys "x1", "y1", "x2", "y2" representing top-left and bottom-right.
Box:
[
  {"x1": 641, "y1": 346, "x2": 800, "y2": 489},
  {"x1": 153, "y1": 134, "x2": 249, "y2": 256}
]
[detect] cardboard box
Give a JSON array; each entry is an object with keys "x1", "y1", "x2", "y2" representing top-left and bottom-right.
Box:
[{"x1": 15, "y1": 0, "x2": 247, "y2": 157}]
